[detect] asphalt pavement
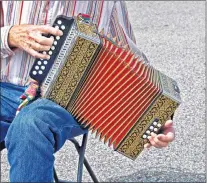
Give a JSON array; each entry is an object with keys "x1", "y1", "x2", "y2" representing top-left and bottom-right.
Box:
[{"x1": 1, "y1": 1, "x2": 206, "y2": 182}]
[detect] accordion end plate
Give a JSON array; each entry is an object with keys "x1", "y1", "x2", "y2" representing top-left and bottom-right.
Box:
[{"x1": 115, "y1": 94, "x2": 180, "y2": 160}]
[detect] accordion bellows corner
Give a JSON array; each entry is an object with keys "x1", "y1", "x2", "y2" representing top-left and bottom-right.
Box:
[{"x1": 30, "y1": 15, "x2": 181, "y2": 160}]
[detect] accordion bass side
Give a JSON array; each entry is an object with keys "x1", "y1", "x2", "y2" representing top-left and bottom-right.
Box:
[{"x1": 29, "y1": 15, "x2": 181, "y2": 160}]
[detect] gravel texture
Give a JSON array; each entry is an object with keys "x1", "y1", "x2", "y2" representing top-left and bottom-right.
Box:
[{"x1": 1, "y1": 1, "x2": 206, "y2": 182}]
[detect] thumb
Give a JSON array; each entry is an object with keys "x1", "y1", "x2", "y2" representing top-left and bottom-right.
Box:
[{"x1": 163, "y1": 120, "x2": 173, "y2": 128}]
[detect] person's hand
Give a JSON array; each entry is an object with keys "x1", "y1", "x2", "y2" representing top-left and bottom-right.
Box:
[
  {"x1": 8, "y1": 24, "x2": 63, "y2": 59},
  {"x1": 144, "y1": 120, "x2": 175, "y2": 149}
]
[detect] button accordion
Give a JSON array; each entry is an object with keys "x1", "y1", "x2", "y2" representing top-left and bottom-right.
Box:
[{"x1": 29, "y1": 15, "x2": 181, "y2": 160}]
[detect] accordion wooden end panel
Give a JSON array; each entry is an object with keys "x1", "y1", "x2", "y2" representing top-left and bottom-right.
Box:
[
  {"x1": 46, "y1": 37, "x2": 99, "y2": 107},
  {"x1": 116, "y1": 95, "x2": 179, "y2": 160},
  {"x1": 116, "y1": 72, "x2": 181, "y2": 160},
  {"x1": 29, "y1": 15, "x2": 182, "y2": 160}
]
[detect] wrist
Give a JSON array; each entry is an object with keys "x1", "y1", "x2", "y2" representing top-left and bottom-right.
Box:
[{"x1": 8, "y1": 25, "x2": 17, "y2": 48}]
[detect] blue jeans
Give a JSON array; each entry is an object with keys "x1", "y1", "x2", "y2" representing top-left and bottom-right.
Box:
[{"x1": 0, "y1": 82, "x2": 88, "y2": 182}]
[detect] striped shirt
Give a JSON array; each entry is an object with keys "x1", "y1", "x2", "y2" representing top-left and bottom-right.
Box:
[{"x1": 1, "y1": 1, "x2": 148, "y2": 86}]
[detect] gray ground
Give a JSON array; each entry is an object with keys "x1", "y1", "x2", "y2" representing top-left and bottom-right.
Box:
[{"x1": 1, "y1": 1, "x2": 206, "y2": 182}]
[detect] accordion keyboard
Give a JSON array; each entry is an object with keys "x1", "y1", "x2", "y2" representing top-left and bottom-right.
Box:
[{"x1": 29, "y1": 15, "x2": 75, "y2": 84}]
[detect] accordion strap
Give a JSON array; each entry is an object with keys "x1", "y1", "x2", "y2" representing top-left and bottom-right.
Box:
[
  {"x1": 77, "y1": 13, "x2": 91, "y2": 22},
  {"x1": 16, "y1": 79, "x2": 39, "y2": 115}
]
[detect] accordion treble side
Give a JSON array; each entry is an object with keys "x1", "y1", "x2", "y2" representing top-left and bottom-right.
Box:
[{"x1": 29, "y1": 15, "x2": 181, "y2": 160}]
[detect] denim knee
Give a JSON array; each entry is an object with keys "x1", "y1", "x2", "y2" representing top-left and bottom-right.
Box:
[
  {"x1": 4, "y1": 99, "x2": 58, "y2": 182},
  {"x1": 5, "y1": 99, "x2": 57, "y2": 151}
]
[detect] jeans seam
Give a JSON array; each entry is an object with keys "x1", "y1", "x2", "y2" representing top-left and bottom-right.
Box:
[
  {"x1": 21, "y1": 98, "x2": 51, "y2": 114},
  {"x1": 59, "y1": 124, "x2": 83, "y2": 132}
]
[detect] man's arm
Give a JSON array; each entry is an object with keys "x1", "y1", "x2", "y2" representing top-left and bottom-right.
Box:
[
  {"x1": 1, "y1": 24, "x2": 63, "y2": 60},
  {"x1": 7, "y1": 24, "x2": 63, "y2": 59}
]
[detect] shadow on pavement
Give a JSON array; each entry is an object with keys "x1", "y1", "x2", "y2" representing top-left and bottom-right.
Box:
[{"x1": 106, "y1": 168, "x2": 206, "y2": 182}]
